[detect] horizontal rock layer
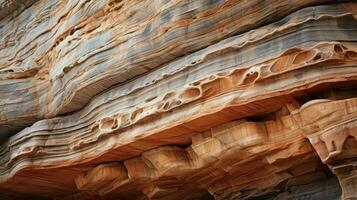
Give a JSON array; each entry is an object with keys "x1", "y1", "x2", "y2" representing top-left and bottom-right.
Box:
[
  {"x1": 0, "y1": 0, "x2": 348, "y2": 137},
  {"x1": 0, "y1": 1, "x2": 357, "y2": 199}
]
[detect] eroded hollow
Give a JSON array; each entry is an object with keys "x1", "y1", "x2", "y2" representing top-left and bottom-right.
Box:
[
  {"x1": 99, "y1": 117, "x2": 118, "y2": 131},
  {"x1": 179, "y1": 87, "x2": 201, "y2": 100}
]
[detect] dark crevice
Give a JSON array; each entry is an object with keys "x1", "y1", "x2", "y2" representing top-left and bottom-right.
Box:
[
  {"x1": 247, "y1": 83, "x2": 357, "y2": 123},
  {"x1": 0, "y1": 0, "x2": 39, "y2": 21}
]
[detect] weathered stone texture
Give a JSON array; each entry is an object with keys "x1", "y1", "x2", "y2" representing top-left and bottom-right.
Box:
[{"x1": 0, "y1": 0, "x2": 357, "y2": 199}]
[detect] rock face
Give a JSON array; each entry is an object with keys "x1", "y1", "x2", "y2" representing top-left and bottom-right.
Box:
[{"x1": 0, "y1": 0, "x2": 357, "y2": 199}]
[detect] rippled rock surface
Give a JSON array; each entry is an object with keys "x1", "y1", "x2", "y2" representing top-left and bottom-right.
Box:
[{"x1": 0, "y1": 0, "x2": 357, "y2": 199}]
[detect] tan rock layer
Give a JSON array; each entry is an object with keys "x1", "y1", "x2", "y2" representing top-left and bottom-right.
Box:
[
  {"x1": 2, "y1": 15, "x2": 355, "y2": 186},
  {"x1": 1, "y1": 5, "x2": 357, "y2": 184},
  {"x1": 304, "y1": 99, "x2": 357, "y2": 199},
  {"x1": 0, "y1": 0, "x2": 350, "y2": 136},
  {"x1": 70, "y1": 97, "x2": 357, "y2": 199}
]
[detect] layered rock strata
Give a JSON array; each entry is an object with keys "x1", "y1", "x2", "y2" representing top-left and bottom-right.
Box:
[
  {"x1": 0, "y1": 0, "x2": 351, "y2": 136},
  {"x1": 0, "y1": 0, "x2": 357, "y2": 199}
]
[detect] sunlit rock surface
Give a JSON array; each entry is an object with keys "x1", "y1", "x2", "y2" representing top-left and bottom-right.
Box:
[{"x1": 0, "y1": 0, "x2": 357, "y2": 199}]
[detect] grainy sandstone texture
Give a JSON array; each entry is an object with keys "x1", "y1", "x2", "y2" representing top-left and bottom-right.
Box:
[{"x1": 0, "y1": 0, "x2": 357, "y2": 199}]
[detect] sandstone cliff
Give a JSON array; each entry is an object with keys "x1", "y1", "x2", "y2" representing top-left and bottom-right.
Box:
[{"x1": 0, "y1": 0, "x2": 357, "y2": 199}]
